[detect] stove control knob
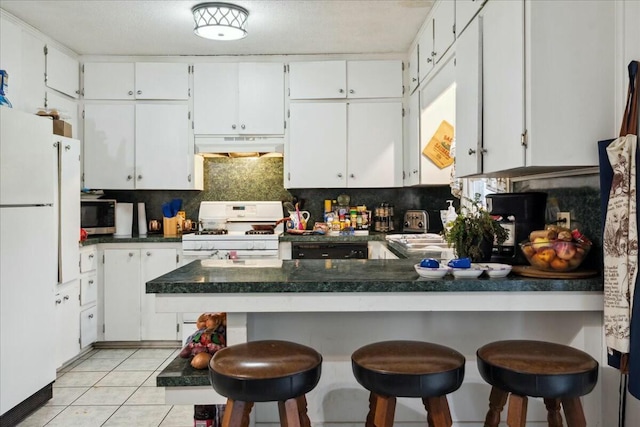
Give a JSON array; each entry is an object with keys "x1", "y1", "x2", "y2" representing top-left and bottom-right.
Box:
[
  {"x1": 404, "y1": 221, "x2": 410, "y2": 228},
  {"x1": 418, "y1": 222, "x2": 423, "y2": 228}
]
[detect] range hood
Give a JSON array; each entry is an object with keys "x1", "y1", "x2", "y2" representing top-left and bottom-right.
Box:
[{"x1": 195, "y1": 136, "x2": 284, "y2": 156}]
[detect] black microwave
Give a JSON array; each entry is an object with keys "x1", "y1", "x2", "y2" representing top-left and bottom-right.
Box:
[{"x1": 81, "y1": 199, "x2": 116, "y2": 235}]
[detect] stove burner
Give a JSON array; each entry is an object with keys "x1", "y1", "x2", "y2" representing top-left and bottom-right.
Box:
[
  {"x1": 246, "y1": 229, "x2": 275, "y2": 235},
  {"x1": 197, "y1": 229, "x2": 228, "y2": 235}
]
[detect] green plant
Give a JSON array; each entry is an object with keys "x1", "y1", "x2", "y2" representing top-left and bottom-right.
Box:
[{"x1": 444, "y1": 197, "x2": 509, "y2": 261}]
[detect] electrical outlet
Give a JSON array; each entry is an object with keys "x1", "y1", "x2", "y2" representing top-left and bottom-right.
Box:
[{"x1": 557, "y1": 211, "x2": 571, "y2": 226}]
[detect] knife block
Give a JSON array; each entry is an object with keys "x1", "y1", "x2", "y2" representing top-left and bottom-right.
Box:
[{"x1": 163, "y1": 216, "x2": 180, "y2": 237}]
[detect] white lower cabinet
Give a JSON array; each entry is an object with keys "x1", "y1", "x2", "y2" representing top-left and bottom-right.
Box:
[
  {"x1": 103, "y1": 245, "x2": 180, "y2": 341},
  {"x1": 80, "y1": 305, "x2": 98, "y2": 348},
  {"x1": 55, "y1": 280, "x2": 80, "y2": 368},
  {"x1": 79, "y1": 246, "x2": 98, "y2": 349}
]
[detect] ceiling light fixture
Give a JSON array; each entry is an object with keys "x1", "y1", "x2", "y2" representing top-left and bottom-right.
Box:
[{"x1": 192, "y1": 2, "x2": 249, "y2": 41}]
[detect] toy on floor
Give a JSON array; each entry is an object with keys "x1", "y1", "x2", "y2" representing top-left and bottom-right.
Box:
[{"x1": 179, "y1": 312, "x2": 227, "y2": 369}]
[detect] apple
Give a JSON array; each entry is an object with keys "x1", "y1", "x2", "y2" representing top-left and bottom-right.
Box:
[
  {"x1": 536, "y1": 248, "x2": 556, "y2": 263},
  {"x1": 550, "y1": 258, "x2": 569, "y2": 271},
  {"x1": 554, "y1": 241, "x2": 577, "y2": 260},
  {"x1": 530, "y1": 253, "x2": 550, "y2": 270}
]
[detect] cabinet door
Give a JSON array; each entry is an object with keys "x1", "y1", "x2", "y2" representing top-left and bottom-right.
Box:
[
  {"x1": 481, "y1": 0, "x2": 524, "y2": 174},
  {"x1": 80, "y1": 248, "x2": 97, "y2": 273},
  {"x1": 55, "y1": 280, "x2": 80, "y2": 368},
  {"x1": 238, "y1": 63, "x2": 284, "y2": 134},
  {"x1": 348, "y1": 102, "x2": 403, "y2": 188},
  {"x1": 80, "y1": 273, "x2": 97, "y2": 306},
  {"x1": 80, "y1": 305, "x2": 97, "y2": 348},
  {"x1": 135, "y1": 104, "x2": 192, "y2": 190},
  {"x1": 104, "y1": 249, "x2": 141, "y2": 341},
  {"x1": 405, "y1": 90, "x2": 421, "y2": 186},
  {"x1": 456, "y1": 0, "x2": 485, "y2": 38},
  {"x1": 409, "y1": 46, "x2": 420, "y2": 94},
  {"x1": 135, "y1": 63, "x2": 189, "y2": 100},
  {"x1": 289, "y1": 61, "x2": 346, "y2": 99},
  {"x1": 57, "y1": 137, "x2": 80, "y2": 285},
  {"x1": 454, "y1": 16, "x2": 482, "y2": 178},
  {"x1": 433, "y1": 0, "x2": 455, "y2": 64},
  {"x1": 193, "y1": 63, "x2": 239, "y2": 134},
  {"x1": 140, "y1": 249, "x2": 178, "y2": 340},
  {"x1": 83, "y1": 62, "x2": 135, "y2": 100},
  {"x1": 83, "y1": 104, "x2": 135, "y2": 189},
  {"x1": 347, "y1": 60, "x2": 403, "y2": 98},
  {"x1": 288, "y1": 103, "x2": 347, "y2": 188},
  {"x1": 418, "y1": 19, "x2": 434, "y2": 82},
  {"x1": 46, "y1": 45, "x2": 79, "y2": 98}
]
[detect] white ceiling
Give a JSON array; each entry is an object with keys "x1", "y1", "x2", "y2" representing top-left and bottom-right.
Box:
[{"x1": 0, "y1": 0, "x2": 435, "y2": 57}]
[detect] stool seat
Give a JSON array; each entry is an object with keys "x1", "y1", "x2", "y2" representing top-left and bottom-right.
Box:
[
  {"x1": 477, "y1": 340, "x2": 598, "y2": 398},
  {"x1": 352, "y1": 340, "x2": 465, "y2": 398},
  {"x1": 209, "y1": 340, "x2": 322, "y2": 403}
]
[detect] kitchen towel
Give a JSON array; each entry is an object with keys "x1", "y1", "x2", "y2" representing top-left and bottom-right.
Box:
[
  {"x1": 114, "y1": 202, "x2": 133, "y2": 237},
  {"x1": 138, "y1": 203, "x2": 147, "y2": 237}
]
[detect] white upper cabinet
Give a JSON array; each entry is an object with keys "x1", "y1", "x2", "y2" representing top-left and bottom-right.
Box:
[
  {"x1": 287, "y1": 102, "x2": 402, "y2": 188},
  {"x1": 289, "y1": 60, "x2": 402, "y2": 99},
  {"x1": 83, "y1": 62, "x2": 189, "y2": 100},
  {"x1": 408, "y1": 45, "x2": 420, "y2": 94},
  {"x1": 418, "y1": 19, "x2": 435, "y2": 82},
  {"x1": 432, "y1": 0, "x2": 455, "y2": 65},
  {"x1": 45, "y1": 45, "x2": 80, "y2": 98},
  {"x1": 455, "y1": 0, "x2": 486, "y2": 38},
  {"x1": 404, "y1": 90, "x2": 421, "y2": 186},
  {"x1": 83, "y1": 103, "x2": 200, "y2": 190},
  {"x1": 193, "y1": 62, "x2": 284, "y2": 135},
  {"x1": 455, "y1": 0, "x2": 615, "y2": 177}
]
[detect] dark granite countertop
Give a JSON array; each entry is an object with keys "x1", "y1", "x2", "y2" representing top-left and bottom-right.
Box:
[
  {"x1": 81, "y1": 234, "x2": 182, "y2": 246},
  {"x1": 157, "y1": 355, "x2": 212, "y2": 388},
  {"x1": 147, "y1": 258, "x2": 602, "y2": 294}
]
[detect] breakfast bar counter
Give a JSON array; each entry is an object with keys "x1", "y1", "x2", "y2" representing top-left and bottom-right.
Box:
[{"x1": 148, "y1": 259, "x2": 610, "y2": 425}]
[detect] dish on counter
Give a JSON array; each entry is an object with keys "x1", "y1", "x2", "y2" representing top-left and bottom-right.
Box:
[
  {"x1": 477, "y1": 263, "x2": 512, "y2": 278},
  {"x1": 414, "y1": 264, "x2": 451, "y2": 279},
  {"x1": 450, "y1": 266, "x2": 486, "y2": 279}
]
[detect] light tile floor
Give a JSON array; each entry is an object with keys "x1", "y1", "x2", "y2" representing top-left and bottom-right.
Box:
[{"x1": 17, "y1": 347, "x2": 197, "y2": 427}]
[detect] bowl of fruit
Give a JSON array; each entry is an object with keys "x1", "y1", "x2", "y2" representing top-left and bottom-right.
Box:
[{"x1": 519, "y1": 227, "x2": 591, "y2": 272}]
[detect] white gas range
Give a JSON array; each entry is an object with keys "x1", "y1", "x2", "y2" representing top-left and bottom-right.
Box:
[{"x1": 182, "y1": 201, "x2": 284, "y2": 262}]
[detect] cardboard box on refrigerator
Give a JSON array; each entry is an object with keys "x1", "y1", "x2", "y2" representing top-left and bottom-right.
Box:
[{"x1": 52, "y1": 119, "x2": 72, "y2": 137}]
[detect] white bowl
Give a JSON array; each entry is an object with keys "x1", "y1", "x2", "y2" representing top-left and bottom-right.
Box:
[
  {"x1": 480, "y1": 263, "x2": 513, "y2": 278},
  {"x1": 414, "y1": 264, "x2": 451, "y2": 279},
  {"x1": 451, "y1": 267, "x2": 485, "y2": 279}
]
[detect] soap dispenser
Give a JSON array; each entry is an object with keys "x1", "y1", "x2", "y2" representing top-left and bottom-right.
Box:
[{"x1": 444, "y1": 200, "x2": 457, "y2": 231}]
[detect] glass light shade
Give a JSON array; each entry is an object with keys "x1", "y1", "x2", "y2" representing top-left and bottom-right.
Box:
[{"x1": 192, "y1": 2, "x2": 249, "y2": 41}]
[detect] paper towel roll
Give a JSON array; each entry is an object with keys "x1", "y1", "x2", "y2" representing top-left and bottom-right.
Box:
[
  {"x1": 138, "y1": 203, "x2": 147, "y2": 237},
  {"x1": 114, "y1": 202, "x2": 133, "y2": 237}
]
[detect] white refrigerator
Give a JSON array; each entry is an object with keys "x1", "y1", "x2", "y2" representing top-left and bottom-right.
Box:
[{"x1": 0, "y1": 108, "x2": 58, "y2": 419}]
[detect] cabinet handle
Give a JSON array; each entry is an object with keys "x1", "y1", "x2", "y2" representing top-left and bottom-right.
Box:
[
  {"x1": 75, "y1": 89, "x2": 80, "y2": 95},
  {"x1": 146, "y1": 252, "x2": 151, "y2": 256},
  {"x1": 468, "y1": 148, "x2": 476, "y2": 155},
  {"x1": 138, "y1": 174, "x2": 142, "y2": 180},
  {"x1": 413, "y1": 169, "x2": 418, "y2": 174},
  {"x1": 55, "y1": 299, "x2": 62, "y2": 304},
  {"x1": 88, "y1": 313, "x2": 94, "y2": 319},
  {"x1": 337, "y1": 173, "x2": 343, "y2": 178},
  {"x1": 231, "y1": 124, "x2": 236, "y2": 130},
  {"x1": 338, "y1": 89, "x2": 344, "y2": 93},
  {"x1": 64, "y1": 145, "x2": 71, "y2": 151},
  {"x1": 128, "y1": 90, "x2": 133, "y2": 95},
  {"x1": 350, "y1": 173, "x2": 355, "y2": 178},
  {"x1": 431, "y1": 51, "x2": 437, "y2": 57},
  {"x1": 349, "y1": 89, "x2": 354, "y2": 94},
  {"x1": 129, "y1": 252, "x2": 134, "y2": 257},
  {"x1": 88, "y1": 254, "x2": 94, "y2": 259},
  {"x1": 412, "y1": 77, "x2": 417, "y2": 82},
  {"x1": 137, "y1": 90, "x2": 142, "y2": 95},
  {"x1": 127, "y1": 175, "x2": 133, "y2": 181},
  {"x1": 241, "y1": 124, "x2": 246, "y2": 130},
  {"x1": 88, "y1": 280, "x2": 94, "y2": 285},
  {"x1": 63, "y1": 295, "x2": 70, "y2": 301},
  {"x1": 427, "y1": 58, "x2": 433, "y2": 64},
  {"x1": 188, "y1": 174, "x2": 192, "y2": 182}
]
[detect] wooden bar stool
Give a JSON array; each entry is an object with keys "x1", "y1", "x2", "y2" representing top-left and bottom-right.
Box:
[
  {"x1": 476, "y1": 340, "x2": 599, "y2": 427},
  {"x1": 351, "y1": 340, "x2": 465, "y2": 427},
  {"x1": 208, "y1": 340, "x2": 322, "y2": 427}
]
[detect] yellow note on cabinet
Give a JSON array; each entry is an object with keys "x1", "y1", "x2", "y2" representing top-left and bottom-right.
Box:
[{"x1": 422, "y1": 120, "x2": 454, "y2": 169}]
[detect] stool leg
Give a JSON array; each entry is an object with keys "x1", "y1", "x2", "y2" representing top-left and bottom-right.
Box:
[
  {"x1": 506, "y1": 394, "x2": 527, "y2": 427},
  {"x1": 222, "y1": 399, "x2": 253, "y2": 427},
  {"x1": 544, "y1": 398, "x2": 563, "y2": 427},
  {"x1": 423, "y1": 396, "x2": 453, "y2": 427},
  {"x1": 484, "y1": 386, "x2": 509, "y2": 427},
  {"x1": 295, "y1": 395, "x2": 311, "y2": 427},
  {"x1": 561, "y1": 397, "x2": 587, "y2": 427},
  {"x1": 365, "y1": 392, "x2": 396, "y2": 427},
  {"x1": 278, "y1": 397, "x2": 304, "y2": 427}
]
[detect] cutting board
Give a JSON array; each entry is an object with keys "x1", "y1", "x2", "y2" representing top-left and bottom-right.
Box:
[{"x1": 511, "y1": 266, "x2": 599, "y2": 279}]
